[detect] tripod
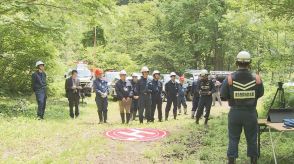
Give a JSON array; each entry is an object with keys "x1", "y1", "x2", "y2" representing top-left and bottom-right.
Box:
[{"x1": 269, "y1": 82, "x2": 286, "y2": 109}]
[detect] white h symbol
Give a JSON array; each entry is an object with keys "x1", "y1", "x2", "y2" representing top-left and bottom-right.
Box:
[{"x1": 117, "y1": 129, "x2": 155, "y2": 140}]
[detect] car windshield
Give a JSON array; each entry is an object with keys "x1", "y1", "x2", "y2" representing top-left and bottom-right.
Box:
[
  {"x1": 77, "y1": 69, "x2": 91, "y2": 78},
  {"x1": 105, "y1": 72, "x2": 120, "y2": 82}
]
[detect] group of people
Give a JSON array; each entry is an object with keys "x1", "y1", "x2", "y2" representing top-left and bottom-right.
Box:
[{"x1": 31, "y1": 51, "x2": 264, "y2": 164}]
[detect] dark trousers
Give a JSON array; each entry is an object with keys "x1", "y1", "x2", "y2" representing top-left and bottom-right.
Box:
[
  {"x1": 177, "y1": 95, "x2": 187, "y2": 109},
  {"x1": 151, "y1": 94, "x2": 163, "y2": 121},
  {"x1": 131, "y1": 99, "x2": 139, "y2": 119},
  {"x1": 227, "y1": 109, "x2": 258, "y2": 158},
  {"x1": 165, "y1": 96, "x2": 177, "y2": 119},
  {"x1": 35, "y1": 89, "x2": 47, "y2": 119},
  {"x1": 195, "y1": 96, "x2": 212, "y2": 119},
  {"x1": 68, "y1": 93, "x2": 80, "y2": 118},
  {"x1": 138, "y1": 94, "x2": 151, "y2": 123},
  {"x1": 96, "y1": 97, "x2": 108, "y2": 122},
  {"x1": 192, "y1": 96, "x2": 200, "y2": 111}
]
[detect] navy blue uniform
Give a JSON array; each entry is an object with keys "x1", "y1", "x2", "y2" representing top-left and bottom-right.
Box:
[
  {"x1": 195, "y1": 79, "x2": 216, "y2": 121},
  {"x1": 136, "y1": 77, "x2": 152, "y2": 123},
  {"x1": 151, "y1": 79, "x2": 163, "y2": 122},
  {"x1": 221, "y1": 69, "x2": 264, "y2": 159},
  {"x1": 131, "y1": 80, "x2": 139, "y2": 120},
  {"x1": 93, "y1": 78, "x2": 109, "y2": 123},
  {"x1": 32, "y1": 71, "x2": 47, "y2": 119},
  {"x1": 165, "y1": 80, "x2": 179, "y2": 120},
  {"x1": 177, "y1": 83, "x2": 187, "y2": 114},
  {"x1": 191, "y1": 80, "x2": 200, "y2": 118}
]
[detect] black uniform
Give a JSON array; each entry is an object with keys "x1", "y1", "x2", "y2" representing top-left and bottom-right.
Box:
[
  {"x1": 115, "y1": 79, "x2": 133, "y2": 101},
  {"x1": 221, "y1": 69, "x2": 264, "y2": 159},
  {"x1": 131, "y1": 80, "x2": 139, "y2": 120},
  {"x1": 32, "y1": 71, "x2": 47, "y2": 119},
  {"x1": 136, "y1": 77, "x2": 152, "y2": 123},
  {"x1": 195, "y1": 78, "x2": 216, "y2": 123},
  {"x1": 65, "y1": 77, "x2": 81, "y2": 118},
  {"x1": 165, "y1": 80, "x2": 179, "y2": 120},
  {"x1": 151, "y1": 79, "x2": 163, "y2": 122},
  {"x1": 191, "y1": 80, "x2": 200, "y2": 118}
]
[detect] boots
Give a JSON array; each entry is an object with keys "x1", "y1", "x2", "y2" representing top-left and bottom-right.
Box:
[
  {"x1": 184, "y1": 108, "x2": 187, "y2": 115},
  {"x1": 228, "y1": 157, "x2": 236, "y2": 164},
  {"x1": 98, "y1": 110, "x2": 103, "y2": 123},
  {"x1": 250, "y1": 157, "x2": 257, "y2": 164},
  {"x1": 191, "y1": 111, "x2": 195, "y2": 119},
  {"x1": 204, "y1": 118, "x2": 209, "y2": 125},
  {"x1": 126, "y1": 113, "x2": 131, "y2": 124},
  {"x1": 103, "y1": 111, "x2": 107, "y2": 123},
  {"x1": 195, "y1": 117, "x2": 199, "y2": 124},
  {"x1": 174, "y1": 115, "x2": 177, "y2": 120},
  {"x1": 120, "y1": 113, "x2": 125, "y2": 124}
]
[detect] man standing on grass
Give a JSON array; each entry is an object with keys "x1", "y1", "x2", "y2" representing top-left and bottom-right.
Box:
[
  {"x1": 221, "y1": 51, "x2": 264, "y2": 164},
  {"x1": 177, "y1": 76, "x2": 188, "y2": 115},
  {"x1": 150, "y1": 70, "x2": 163, "y2": 122},
  {"x1": 212, "y1": 76, "x2": 222, "y2": 106},
  {"x1": 65, "y1": 70, "x2": 82, "y2": 119},
  {"x1": 165, "y1": 72, "x2": 179, "y2": 120},
  {"x1": 115, "y1": 70, "x2": 133, "y2": 124},
  {"x1": 191, "y1": 75, "x2": 201, "y2": 119},
  {"x1": 137, "y1": 66, "x2": 152, "y2": 123},
  {"x1": 32, "y1": 61, "x2": 47, "y2": 120},
  {"x1": 93, "y1": 68, "x2": 109, "y2": 124},
  {"x1": 130, "y1": 73, "x2": 139, "y2": 121},
  {"x1": 195, "y1": 69, "x2": 216, "y2": 125}
]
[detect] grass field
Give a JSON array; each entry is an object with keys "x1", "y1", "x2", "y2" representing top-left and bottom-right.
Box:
[{"x1": 0, "y1": 96, "x2": 294, "y2": 164}]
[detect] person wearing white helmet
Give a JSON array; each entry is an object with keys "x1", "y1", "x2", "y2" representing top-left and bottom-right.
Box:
[
  {"x1": 150, "y1": 70, "x2": 163, "y2": 122},
  {"x1": 115, "y1": 70, "x2": 133, "y2": 124},
  {"x1": 32, "y1": 61, "x2": 47, "y2": 120},
  {"x1": 130, "y1": 73, "x2": 140, "y2": 120},
  {"x1": 164, "y1": 72, "x2": 179, "y2": 120},
  {"x1": 136, "y1": 66, "x2": 152, "y2": 123},
  {"x1": 195, "y1": 69, "x2": 216, "y2": 125},
  {"x1": 221, "y1": 51, "x2": 264, "y2": 164}
]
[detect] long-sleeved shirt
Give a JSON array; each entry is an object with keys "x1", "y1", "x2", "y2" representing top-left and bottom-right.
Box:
[
  {"x1": 93, "y1": 78, "x2": 108, "y2": 97},
  {"x1": 32, "y1": 71, "x2": 47, "y2": 92},
  {"x1": 136, "y1": 77, "x2": 152, "y2": 95},
  {"x1": 115, "y1": 79, "x2": 133, "y2": 100},
  {"x1": 165, "y1": 80, "x2": 179, "y2": 98}
]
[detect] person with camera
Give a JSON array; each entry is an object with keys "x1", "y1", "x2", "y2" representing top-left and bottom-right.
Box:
[
  {"x1": 65, "y1": 70, "x2": 82, "y2": 119},
  {"x1": 220, "y1": 51, "x2": 264, "y2": 164}
]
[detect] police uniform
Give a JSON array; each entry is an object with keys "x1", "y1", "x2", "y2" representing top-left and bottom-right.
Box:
[
  {"x1": 115, "y1": 79, "x2": 133, "y2": 123},
  {"x1": 195, "y1": 78, "x2": 216, "y2": 124},
  {"x1": 165, "y1": 80, "x2": 179, "y2": 120},
  {"x1": 136, "y1": 77, "x2": 152, "y2": 123},
  {"x1": 191, "y1": 80, "x2": 200, "y2": 119},
  {"x1": 151, "y1": 79, "x2": 163, "y2": 122},
  {"x1": 177, "y1": 83, "x2": 187, "y2": 114},
  {"x1": 221, "y1": 69, "x2": 264, "y2": 160},
  {"x1": 93, "y1": 78, "x2": 109, "y2": 123},
  {"x1": 32, "y1": 71, "x2": 47, "y2": 119},
  {"x1": 131, "y1": 80, "x2": 139, "y2": 120}
]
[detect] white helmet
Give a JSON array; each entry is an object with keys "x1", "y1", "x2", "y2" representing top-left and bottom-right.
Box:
[
  {"x1": 141, "y1": 66, "x2": 149, "y2": 73},
  {"x1": 119, "y1": 70, "x2": 127, "y2": 75},
  {"x1": 200, "y1": 69, "x2": 209, "y2": 76},
  {"x1": 170, "y1": 72, "x2": 176, "y2": 77},
  {"x1": 152, "y1": 70, "x2": 160, "y2": 76},
  {"x1": 236, "y1": 51, "x2": 251, "y2": 63},
  {"x1": 35, "y1": 61, "x2": 45, "y2": 67},
  {"x1": 131, "y1": 73, "x2": 139, "y2": 77}
]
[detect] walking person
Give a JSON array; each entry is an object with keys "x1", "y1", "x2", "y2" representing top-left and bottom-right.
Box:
[
  {"x1": 165, "y1": 72, "x2": 179, "y2": 120},
  {"x1": 221, "y1": 51, "x2": 264, "y2": 164},
  {"x1": 137, "y1": 66, "x2": 152, "y2": 123},
  {"x1": 151, "y1": 70, "x2": 163, "y2": 122},
  {"x1": 130, "y1": 73, "x2": 139, "y2": 121},
  {"x1": 32, "y1": 61, "x2": 47, "y2": 120},
  {"x1": 65, "y1": 70, "x2": 82, "y2": 119},
  {"x1": 195, "y1": 69, "x2": 216, "y2": 125},
  {"x1": 115, "y1": 70, "x2": 133, "y2": 124},
  {"x1": 177, "y1": 76, "x2": 188, "y2": 115},
  {"x1": 212, "y1": 76, "x2": 222, "y2": 106},
  {"x1": 93, "y1": 68, "x2": 109, "y2": 124},
  {"x1": 191, "y1": 75, "x2": 200, "y2": 119}
]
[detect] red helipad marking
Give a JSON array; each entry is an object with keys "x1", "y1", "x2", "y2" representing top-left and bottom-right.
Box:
[{"x1": 104, "y1": 128, "x2": 168, "y2": 142}]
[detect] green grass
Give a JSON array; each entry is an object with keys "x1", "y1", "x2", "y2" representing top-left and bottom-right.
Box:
[{"x1": 1, "y1": 96, "x2": 294, "y2": 163}]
